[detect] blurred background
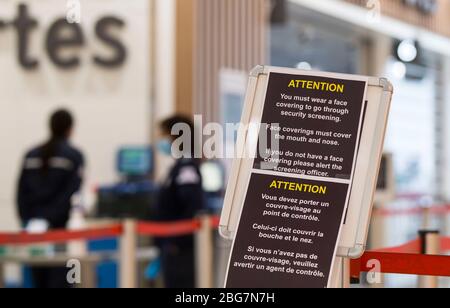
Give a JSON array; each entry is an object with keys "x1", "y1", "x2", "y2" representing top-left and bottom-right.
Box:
[{"x1": 0, "y1": 0, "x2": 450, "y2": 288}]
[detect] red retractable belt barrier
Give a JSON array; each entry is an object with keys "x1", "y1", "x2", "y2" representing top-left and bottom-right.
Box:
[
  {"x1": 377, "y1": 204, "x2": 450, "y2": 217},
  {"x1": 137, "y1": 216, "x2": 220, "y2": 237},
  {"x1": 378, "y1": 208, "x2": 424, "y2": 216},
  {"x1": 0, "y1": 225, "x2": 123, "y2": 246},
  {"x1": 441, "y1": 237, "x2": 450, "y2": 252},
  {"x1": 351, "y1": 236, "x2": 450, "y2": 279},
  {"x1": 210, "y1": 216, "x2": 220, "y2": 228},
  {"x1": 137, "y1": 220, "x2": 201, "y2": 237},
  {"x1": 0, "y1": 216, "x2": 221, "y2": 246},
  {"x1": 1, "y1": 216, "x2": 449, "y2": 280},
  {"x1": 431, "y1": 205, "x2": 450, "y2": 214},
  {"x1": 351, "y1": 252, "x2": 450, "y2": 278}
]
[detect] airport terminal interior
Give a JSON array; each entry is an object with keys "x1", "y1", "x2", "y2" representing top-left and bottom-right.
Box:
[{"x1": 1, "y1": 0, "x2": 450, "y2": 289}]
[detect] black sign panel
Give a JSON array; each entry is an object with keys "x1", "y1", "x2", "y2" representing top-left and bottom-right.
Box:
[{"x1": 226, "y1": 72, "x2": 367, "y2": 288}]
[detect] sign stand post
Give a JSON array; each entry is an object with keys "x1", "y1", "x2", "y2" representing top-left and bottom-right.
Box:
[
  {"x1": 0, "y1": 262, "x2": 4, "y2": 289},
  {"x1": 329, "y1": 257, "x2": 351, "y2": 288}
]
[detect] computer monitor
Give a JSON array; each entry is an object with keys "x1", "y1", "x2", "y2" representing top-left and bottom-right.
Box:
[
  {"x1": 200, "y1": 161, "x2": 225, "y2": 193},
  {"x1": 201, "y1": 161, "x2": 226, "y2": 212},
  {"x1": 117, "y1": 147, "x2": 153, "y2": 177}
]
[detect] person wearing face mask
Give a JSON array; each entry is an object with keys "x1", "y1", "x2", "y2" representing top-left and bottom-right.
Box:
[{"x1": 155, "y1": 115, "x2": 205, "y2": 288}]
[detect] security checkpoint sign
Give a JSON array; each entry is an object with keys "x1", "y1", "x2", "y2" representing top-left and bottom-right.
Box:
[{"x1": 225, "y1": 72, "x2": 368, "y2": 288}]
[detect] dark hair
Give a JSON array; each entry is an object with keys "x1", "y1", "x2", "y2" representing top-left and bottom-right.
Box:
[
  {"x1": 160, "y1": 115, "x2": 198, "y2": 159},
  {"x1": 41, "y1": 109, "x2": 74, "y2": 172}
]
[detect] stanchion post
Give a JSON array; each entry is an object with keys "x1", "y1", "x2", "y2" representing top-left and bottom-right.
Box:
[
  {"x1": 80, "y1": 260, "x2": 96, "y2": 289},
  {"x1": 195, "y1": 215, "x2": 214, "y2": 288},
  {"x1": 329, "y1": 257, "x2": 350, "y2": 288},
  {"x1": 418, "y1": 230, "x2": 440, "y2": 288},
  {"x1": 342, "y1": 258, "x2": 351, "y2": 288},
  {"x1": 120, "y1": 219, "x2": 137, "y2": 288},
  {"x1": 422, "y1": 208, "x2": 432, "y2": 230},
  {"x1": 369, "y1": 206, "x2": 385, "y2": 288},
  {"x1": 0, "y1": 263, "x2": 4, "y2": 289}
]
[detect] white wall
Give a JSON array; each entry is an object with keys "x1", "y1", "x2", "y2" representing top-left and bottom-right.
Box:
[
  {"x1": 384, "y1": 59, "x2": 437, "y2": 195},
  {"x1": 442, "y1": 57, "x2": 450, "y2": 201},
  {"x1": 153, "y1": 0, "x2": 176, "y2": 182},
  {"x1": 0, "y1": 0, "x2": 151, "y2": 231}
]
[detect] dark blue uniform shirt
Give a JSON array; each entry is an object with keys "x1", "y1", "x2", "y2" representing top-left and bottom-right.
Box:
[
  {"x1": 157, "y1": 158, "x2": 205, "y2": 247},
  {"x1": 17, "y1": 141, "x2": 84, "y2": 229}
]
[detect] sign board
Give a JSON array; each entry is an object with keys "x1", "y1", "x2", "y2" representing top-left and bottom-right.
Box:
[{"x1": 220, "y1": 66, "x2": 393, "y2": 288}]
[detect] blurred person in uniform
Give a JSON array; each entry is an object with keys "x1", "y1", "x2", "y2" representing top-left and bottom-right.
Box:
[
  {"x1": 156, "y1": 115, "x2": 205, "y2": 288},
  {"x1": 16, "y1": 109, "x2": 84, "y2": 288}
]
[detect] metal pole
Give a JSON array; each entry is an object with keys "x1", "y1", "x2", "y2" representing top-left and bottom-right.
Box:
[
  {"x1": 120, "y1": 219, "x2": 137, "y2": 288},
  {"x1": 80, "y1": 260, "x2": 96, "y2": 288},
  {"x1": 342, "y1": 258, "x2": 351, "y2": 288},
  {"x1": 329, "y1": 257, "x2": 341, "y2": 288},
  {"x1": 329, "y1": 257, "x2": 350, "y2": 288},
  {"x1": 422, "y1": 208, "x2": 432, "y2": 230},
  {"x1": 0, "y1": 263, "x2": 4, "y2": 288},
  {"x1": 369, "y1": 206, "x2": 385, "y2": 288},
  {"x1": 418, "y1": 230, "x2": 440, "y2": 288},
  {"x1": 195, "y1": 215, "x2": 214, "y2": 288}
]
